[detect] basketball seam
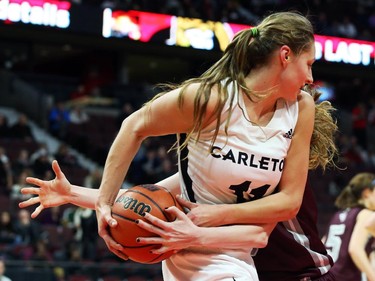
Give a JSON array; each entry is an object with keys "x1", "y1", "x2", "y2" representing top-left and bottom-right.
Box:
[
  {"x1": 112, "y1": 213, "x2": 135, "y2": 222},
  {"x1": 154, "y1": 184, "x2": 180, "y2": 214},
  {"x1": 158, "y1": 185, "x2": 179, "y2": 208},
  {"x1": 126, "y1": 189, "x2": 169, "y2": 221}
]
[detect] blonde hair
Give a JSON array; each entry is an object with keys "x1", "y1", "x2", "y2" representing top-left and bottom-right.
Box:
[
  {"x1": 305, "y1": 85, "x2": 338, "y2": 170},
  {"x1": 148, "y1": 11, "x2": 315, "y2": 149},
  {"x1": 335, "y1": 173, "x2": 375, "y2": 209},
  {"x1": 147, "y1": 12, "x2": 339, "y2": 171}
]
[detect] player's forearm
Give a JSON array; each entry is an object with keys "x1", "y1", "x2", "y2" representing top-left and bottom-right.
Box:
[
  {"x1": 218, "y1": 192, "x2": 301, "y2": 225},
  {"x1": 69, "y1": 185, "x2": 126, "y2": 210},
  {"x1": 69, "y1": 184, "x2": 99, "y2": 209},
  {"x1": 350, "y1": 251, "x2": 375, "y2": 281},
  {"x1": 194, "y1": 223, "x2": 275, "y2": 250},
  {"x1": 98, "y1": 117, "x2": 144, "y2": 206},
  {"x1": 68, "y1": 173, "x2": 180, "y2": 211},
  {"x1": 156, "y1": 173, "x2": 180, "y2": 196}
]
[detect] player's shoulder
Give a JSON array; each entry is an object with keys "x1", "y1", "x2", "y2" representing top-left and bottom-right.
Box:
[
  {"x1": 357, "y1": 208, "x2": 374, "y2": 221},
  {"x1": 183, "y1": 82, "x2": 219, "y2": 97},
  {"x1": 297, "y1": 89, "x2": 315, "y2": 115},
  {"x1": 182, "y1": 81, "x2": 221, "y2": 110},
  {"x1": 298, "y1": 89, "x2": 315, "y2": 107}
]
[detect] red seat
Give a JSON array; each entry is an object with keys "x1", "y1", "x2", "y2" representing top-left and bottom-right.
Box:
[
  {"x1": 126, "y1": 275, "x2": 148, "y2": 281},
  {"x1": 68, "y1": 274, "x2": 92, "y2": 281},
  {"x1": 0, "y1": 195, "x2": 11, "y2": 212},
  {"x1": 99, "y1": 276, "x2": 123, "y2": 281}
]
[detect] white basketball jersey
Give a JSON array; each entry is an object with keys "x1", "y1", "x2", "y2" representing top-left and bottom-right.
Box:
[{"x1": 162, "y1": 80, "x2": 299, "y2": 281}]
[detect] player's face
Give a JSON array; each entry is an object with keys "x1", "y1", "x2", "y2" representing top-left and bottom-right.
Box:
[{"x1": 280, "y1": 44, "x2": 315, "y2": 101}]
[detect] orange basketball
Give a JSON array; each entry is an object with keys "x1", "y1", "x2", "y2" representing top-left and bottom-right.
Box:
[{"x1": 110, "y1": 184, "x2": 183, "y2": 264}]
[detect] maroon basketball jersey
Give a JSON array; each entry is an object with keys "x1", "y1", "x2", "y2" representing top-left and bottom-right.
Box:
[
  {"x1": 253, "y1": 184, "x2": 334, "y2": 281},
  {"x1": 324, "y1": 207, "x2": 373, "y2": 281}
]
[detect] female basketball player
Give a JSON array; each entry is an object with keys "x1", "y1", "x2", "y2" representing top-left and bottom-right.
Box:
[
  {"x1": 323, "y1": 173, "x2": 375, "y2": 281},
  {"x1": 21, "y1": 11, "x2": 338, "y2": 281},
  {"x1": 20, "y1": 88, "x2": 338, "y2": 281},
  {"x1": 98, "y1": 10, "x2": 316, "y2": 281}
]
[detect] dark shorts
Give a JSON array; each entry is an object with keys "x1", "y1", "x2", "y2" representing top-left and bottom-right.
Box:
[{"x1": 312, "y1": 271, "x2": 336, "y2": 281}]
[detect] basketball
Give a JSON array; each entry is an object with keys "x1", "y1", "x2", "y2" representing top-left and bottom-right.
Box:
[{"x1": 110, "y1": 184, "x2": 183, "y2": 264}]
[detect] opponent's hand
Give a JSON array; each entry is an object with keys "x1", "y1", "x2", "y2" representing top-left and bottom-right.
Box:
[
  {"x1": 177, "y1": 195, "x2": 223, "y2": 227},
  {"x1": 136, "y1": 206, "x2": 199, "y2": 254},
  {"x1": 19, "y1": 160, "x2": 72, "y2": 218}
]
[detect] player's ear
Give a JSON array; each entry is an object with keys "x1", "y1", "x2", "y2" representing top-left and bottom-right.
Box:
[
  {"x1": 362, "y1": 188, "x2": 371, "y2": 199},
  {"x1": 279, "y1": 45, "x2": 291, "y2": 66},
  {"x1": 360, "y1": 188, "x2": 373, "y2": 207}
]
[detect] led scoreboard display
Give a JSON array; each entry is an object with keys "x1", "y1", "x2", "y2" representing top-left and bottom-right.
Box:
[
  {"x1": 0, "y1": 0, "x2": 102, "y2": 35},
  {"x1": 314, "y1": 35, "x2": 375, "y2": 66},
  {"x1": 1, "y1": 1, "x2": 374, "y2": 68},
  {"x1": 102, "y1": 8, "x2": 248, "y2": 52},
  {"x1": 102, "y1": 8, "x2": 375, "y2": 67},
  {"x1": 0, "y1": 0, "x2": 71, "y2": 28}
]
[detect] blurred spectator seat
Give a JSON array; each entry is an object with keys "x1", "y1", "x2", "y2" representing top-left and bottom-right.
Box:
[
  {"x1": 0, "y1": 139, "x2": 39, "y2": 163},
  {"x1": 68, "y1": 273, "x2": 93, "y2": 281},
  {"x1": 59, "y1": 165, "x2": 89, "y2": 186},
  {"x1": 126, "y1": 275, "x2": 148, "y2": 281},
  {"x1": 99, "y1": 276, "x2": 123, "y2": 281},
  {"x1": 66, "y1": 113, "x2": 118, "y2": 164},
  {"x1": 42, "y1": 224, "x2": 74, "y2": 255}
]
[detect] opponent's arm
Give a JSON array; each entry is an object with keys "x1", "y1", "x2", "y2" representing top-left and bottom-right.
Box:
[
  {"x1": 349, "y1": 209, "x2": 375, "y2": 281},
  {"x1": 20, "y1": 160, "x2": 180, "y2": 217},
  {"x1": 365, "y1": 212, "x2": 375, "y2": 237},
  {"x1": 137, "y1": 206, "x2": 276, "y2": 252},
  {"x1": 20, "y1": 161, "x2": 273, "y2": 252}
]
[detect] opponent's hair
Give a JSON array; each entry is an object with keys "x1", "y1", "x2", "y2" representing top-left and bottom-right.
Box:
[
  {"x1": 304, "y1": 85, "x2": 338, "y2": 170},
  {"x1": 334, "y1": 173, "x2": 375, "y2": 209}
]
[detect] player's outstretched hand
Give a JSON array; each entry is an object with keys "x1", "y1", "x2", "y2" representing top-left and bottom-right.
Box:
[{"x1": 19, "y1": 160, "x2": 72, "y2": 218}]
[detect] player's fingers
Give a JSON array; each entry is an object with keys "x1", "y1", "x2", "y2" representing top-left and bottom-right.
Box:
[
  {"x1": 150, "y1": 246, "x2": 178, "y2": 255},
  {"x1": 140, "y1": 239, "x2": 179, "y2": 255},
  {"x1": 149, "y1": 245, "x2": 169, "y2": 255},
  {"x1": 102, "y1": 232, "x2": 123, "y2": 251},
  {"x1": 25, "y1": 177, "x2": 44, "y2": 187},
  {"x1": 144, "y1": 212, "x2": 169, "y2": 228},
  {"x1": 104, "y1": 237, "x2": 128, "y2": 260},
  {"x1": 105, "y1": 214, "x2": 117, "y2": 228},
  {"x1": 18, "y1": 196, "x2": 40, "y2": 208},
  {"x1": 136, "y1": 236, "x2": 163, "y2": 245},
  {"x1": 103, "y1": 229, "x2": 129, "y2": 260},
  {"x1": 99, "y1": 205, "x2": 117, "y2": 228},
  {"x1": 165, "y1": 206, "x2": 188, "y2": 221},
  {"x1": 176, "y1": 195, "x2": 197, "y2": 210},
  {"x1": 98, "y1": 223, "x2": 109, "y2": 239},
  {"x1": 31, "y1": 205, "x2": 44, "y2": 218},
  {"x1": 20, "y1": 187, "x2": 40, "y2": 195},
  {"x1": 137, "y1": 216, "x2": 165, "y2": 235},
  {"x1": 51, "y1": 160, "x2": 63, "y2": 178},
  {"x1": 110, "y1": 248, "x2": 129, "y2": 261}
]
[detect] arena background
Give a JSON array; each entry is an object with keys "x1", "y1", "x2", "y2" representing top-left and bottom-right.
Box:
[{"x1": 0, "y1": 0, "x2": 375, "y2": 280}]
